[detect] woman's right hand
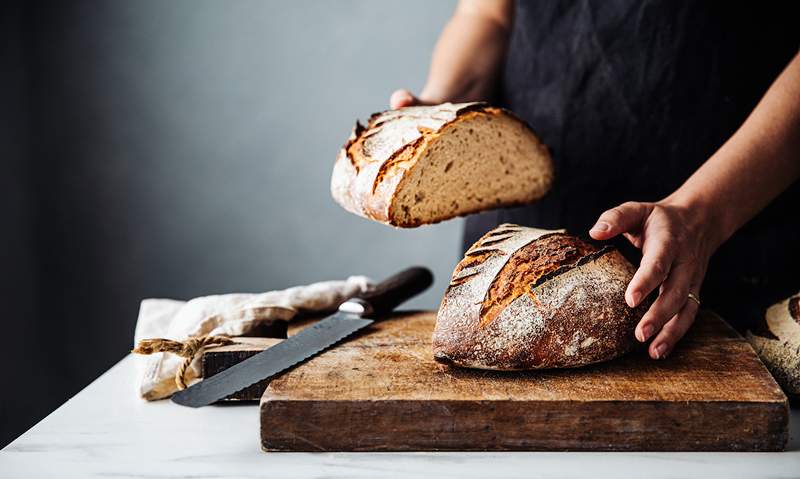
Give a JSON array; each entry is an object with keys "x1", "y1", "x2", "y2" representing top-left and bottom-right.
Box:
[
  {"x1": 388, "y1": 0, "x2": 514, "y2": 110},
  {"x1": 389, "y1": 89, "x2": 436, "y2": 109}
]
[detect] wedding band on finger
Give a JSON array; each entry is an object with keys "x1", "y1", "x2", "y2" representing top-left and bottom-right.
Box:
[{"x1": 687, "y1": 292, "x2": 701, "y2": 307}]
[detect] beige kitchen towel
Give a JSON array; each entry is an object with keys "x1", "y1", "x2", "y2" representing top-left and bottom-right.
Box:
[{"x1": 133, "y1": 276, "x2": 373, "y2": 400}]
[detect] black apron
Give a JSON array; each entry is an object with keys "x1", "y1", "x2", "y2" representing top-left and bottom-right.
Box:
[{"x1": 465, "y1": 0, "x2": 799, "y2": 328}]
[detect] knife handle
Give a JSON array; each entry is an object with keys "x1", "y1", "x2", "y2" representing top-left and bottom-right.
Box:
[{"x1": 346, "y1": 266, "x2": 433, "y2": 317}]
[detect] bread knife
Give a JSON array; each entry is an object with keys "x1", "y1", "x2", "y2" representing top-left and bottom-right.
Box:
[{"x1": 171, "y1": 266, "x2": 433, "y2": 407}]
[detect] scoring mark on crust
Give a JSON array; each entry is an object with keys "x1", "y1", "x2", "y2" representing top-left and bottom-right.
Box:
[
  {"x1": 370, "y1": 135, "x2": 426, "y2": 194},
  {"x1": 450, "y1": 271, "x2": 480, "y2": 287},
  {"x1": 343, "y1": 121, "x2": 366, "y2": 171},
  {"x1": 465, "y1": 246, "x2": 502, "y2": 257},
  {"x1": 528, "y1": 246, "x2": 616, "y2": 291},
  {"x1": 480, "y1": 233, "x2": 516, "y2": 246},
  {"x1": 790, "y1": 296, "x2": 800, "y2": 323},
  {"x1": 453, "y1": 249, "x2": 500, "y2": 278},
  {"x1": 478, "y1": 235, "x2": 599, "y2": 328},
  {"x1": 350, "y1": 103, "x2": 495, "y2": 195},
  {"x1": 487, "y1": 224, "x2": 524, "y2": 236},
  {"x1": 448, "y1": 229, "x2": 514, "y2": 289},
  {"x1": 449, "y1": 225, "x2": 562, "y2": 292}
]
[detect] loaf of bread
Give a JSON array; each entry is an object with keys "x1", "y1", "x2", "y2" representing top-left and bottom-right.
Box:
[
  {"x1": 432, "y1": 224, "x2": 649, "y2": 370},
  {"x1": 330, "y1": 102, "x2": 553, "y2": 227},
  {"x1": 747, "y1": 292, "x2": 800, "y2": 396}
]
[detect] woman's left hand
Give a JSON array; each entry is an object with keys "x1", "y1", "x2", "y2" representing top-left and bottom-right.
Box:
[
  {"x1": 589, "y1": 54, "x2": 800, "y2": 358},
  {"x1": 589, "y1": 199, "x2": 722, "y2": 359}
]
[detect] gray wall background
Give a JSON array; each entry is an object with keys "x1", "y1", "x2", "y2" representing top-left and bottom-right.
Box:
[{"x1": 1, "y1": 0, "x2": 459, "y2": 447}]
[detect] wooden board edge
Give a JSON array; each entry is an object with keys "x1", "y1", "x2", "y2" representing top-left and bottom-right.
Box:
[
  {"x1": 259, "y1": 399, "x2": 789, "y2": 452},
  {"x1": 203, "y1": 346, "x2": 279, "y2": 401},
  {"x1": 735, "y1": 334, "x2": 792, "y2": 405}
]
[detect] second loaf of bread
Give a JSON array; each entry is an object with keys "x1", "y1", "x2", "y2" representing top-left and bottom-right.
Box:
[{"x1": 433, "y1": 224, "x2": 649, "y2": 370}]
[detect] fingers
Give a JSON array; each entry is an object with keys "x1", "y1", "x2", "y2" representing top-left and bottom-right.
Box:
[
  {"x1": 390, "y1": 89, "x2": 422, "y2": 109},
  {"x1": 634, "y1": 260, "x2": 693, "y2": 343},
  {"x1": 647, "y1": 268, "x2": 706, "y2": 358},
  {"x1": 625, "y1": 231, "x2": 678, "y2": 308},
  {"x1": 597, "y1": 200, "x2": 710, "y2": 359},
  {"x1": 648, "y1": 288, "x2": 700, "y2": 359},
  {"x1": 622, "y1": 232, "x2": 643, "y2": 249},
  {"x1": 589, "y1": 202, "x2": 651, "y2": 241}
]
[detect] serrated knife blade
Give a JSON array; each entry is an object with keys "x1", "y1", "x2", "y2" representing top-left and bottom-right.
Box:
[
  {"x1": 171, "y1": 266, "x2": 433, "y2": 407},
  {"x1": 171, "y1": 312, "x2": 372, "y2": 407}
]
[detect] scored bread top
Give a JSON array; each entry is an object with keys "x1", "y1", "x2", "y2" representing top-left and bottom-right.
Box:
[
  {"x1": 332, "y1": 102, "x2": 490, "y2": 223},
  {"x1": 355, "y1": 102, "x2": 489, "y2": 165},
  {"x1": 331, "y1": 102, "x2": 552, "y2": 227},
  {"x1": 434, "y1": 224, "x2": 648, "y2": 370}
]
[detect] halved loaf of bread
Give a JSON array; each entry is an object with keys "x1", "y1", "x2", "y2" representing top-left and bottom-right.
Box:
[
  {"x1": 433, "y1": 224, "x2": 649, "y2": 370},
  {"x1": 747, "y1": 292, "x2": 800, "y2": 396},
  {"x1": 331, "y1": 102, "x2": 553, "y2": 227}
]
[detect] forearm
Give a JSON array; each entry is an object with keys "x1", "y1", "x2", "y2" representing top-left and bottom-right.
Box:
[
  {"x1": 667, "y1": 52, "x2": 800, "y2": 248},
  {"x1": 419, "y1": 0, "x2": 513, "y2": 103}
]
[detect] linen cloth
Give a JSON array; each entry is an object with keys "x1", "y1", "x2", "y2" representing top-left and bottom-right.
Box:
[{"x1": 133, "y1": 276, "x2": 373, "y2": 400}]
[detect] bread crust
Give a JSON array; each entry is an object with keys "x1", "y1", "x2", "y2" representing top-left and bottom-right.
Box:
[
  {"x1": 747, "y1": 292, "x2": 800, "y2": 396},
  {"x1": 433, "y1": 224, "x2": 649, "y2": 370},
  {"x1": 330, "y1": 103, "x2": 552, "y2": 227}
]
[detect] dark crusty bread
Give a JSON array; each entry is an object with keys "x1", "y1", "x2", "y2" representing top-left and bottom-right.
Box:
[
  {"x1": 747, "y1": 292, "x2": 800, "y2": 396},
  {"x1": 432, "y1": 224, "x2": 649, "y2": 370},
  {"x1": 331, "y1": 102, "x2": 553, "y2": 227}
]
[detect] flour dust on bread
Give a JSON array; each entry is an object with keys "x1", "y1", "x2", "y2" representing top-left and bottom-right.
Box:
[
  {"x1": 331, "y1": 102, "x2": 553, "y2": 227},
  {"x1": 747, "y1": 292, "x2": 800, "y2": 396},
  {"x1": 433, "y1": 224, "x2": 649, "y2": 370}
]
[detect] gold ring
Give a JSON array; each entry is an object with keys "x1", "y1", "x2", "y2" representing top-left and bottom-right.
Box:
[{"x1": 687, "y1": 292, "x2": 701, "y2": 307}]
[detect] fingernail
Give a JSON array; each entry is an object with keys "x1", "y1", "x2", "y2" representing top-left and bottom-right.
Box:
[
  {"x1": 640, "y1": 324, "x2": 653, "y2": 341},
  {"x1": 629, "y1": 291, "x2": 641, "y2": 307},
  {"x1": 590, "y1": 222, "x2": 610, "y2": 233},
  {"x1": 654, "y1": 343, "x2": 667, "y2": 359}
]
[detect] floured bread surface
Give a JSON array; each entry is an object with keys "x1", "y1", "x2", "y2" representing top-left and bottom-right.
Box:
[
  {"x1": 747, "y1": 292, "x2": 800, "y2": 395},
  {"x1": 433, "y1": 224, "x2": 649, "y2": 370},
  {"x1": 331, "y1": 102, "x2": 553, "y2": 227}
]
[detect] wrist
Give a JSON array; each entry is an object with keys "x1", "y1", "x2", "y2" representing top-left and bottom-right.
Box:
[{"x1": 660, "y1": 189, "x2": 730, "y2": 252}]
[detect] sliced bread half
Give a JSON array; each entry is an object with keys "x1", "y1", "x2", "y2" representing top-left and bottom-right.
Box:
[{"x1": 331, "y1": 102, "x2": 553, "y2": 227}]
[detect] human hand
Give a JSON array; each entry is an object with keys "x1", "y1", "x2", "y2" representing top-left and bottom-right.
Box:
[
  {"x1": 589, "y1": 199, "x2": 722, "y2": 359},
  {"x1": 389, "y1": 89, "x2": 438, "y2": 109},
  {"x1": 387, "y1": 1, "x2": 512, "y2": 110}
]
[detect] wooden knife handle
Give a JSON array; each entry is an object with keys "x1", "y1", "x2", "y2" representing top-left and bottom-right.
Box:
[{"x1": 354, "y1": 266, "x2": 433, "y2": 317}]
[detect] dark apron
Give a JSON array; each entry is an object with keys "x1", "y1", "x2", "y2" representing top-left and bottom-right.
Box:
[{"x1": 465, "y1": 0, "x2": 799, "y2": 328}]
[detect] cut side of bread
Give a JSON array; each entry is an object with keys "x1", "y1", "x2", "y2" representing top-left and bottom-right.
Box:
[
  {"x1": 331, "y1": 102, "x2": 553, "y2": 227},
  {"x1": 433, "y1": 224, "x2": 649, "y2": 370},
  {"x1": 747, "y1": 292, "x2": 800, "y2": 396}
]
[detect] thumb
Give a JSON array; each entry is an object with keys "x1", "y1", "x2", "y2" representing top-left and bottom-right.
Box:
[
  {"x1": 589, "y1": 202, "x2": 651, "y2": 240},
  {"x1": 390, "y1": 89, "x2": 427, "y2": 109}
]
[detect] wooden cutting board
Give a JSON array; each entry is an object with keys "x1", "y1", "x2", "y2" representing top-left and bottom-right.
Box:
[{"x1": 204, "y1": 310, "x2": 788, "y2": 452}]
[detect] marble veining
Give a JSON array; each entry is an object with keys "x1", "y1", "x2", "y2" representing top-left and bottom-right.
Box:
[{"x1": 1, "y1": 356, "x2": 798, "y2": 478}]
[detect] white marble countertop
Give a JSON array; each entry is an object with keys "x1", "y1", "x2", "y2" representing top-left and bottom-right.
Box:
[{"x1": 2, "y1": 356, "x2": 799, "y2": 478}]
